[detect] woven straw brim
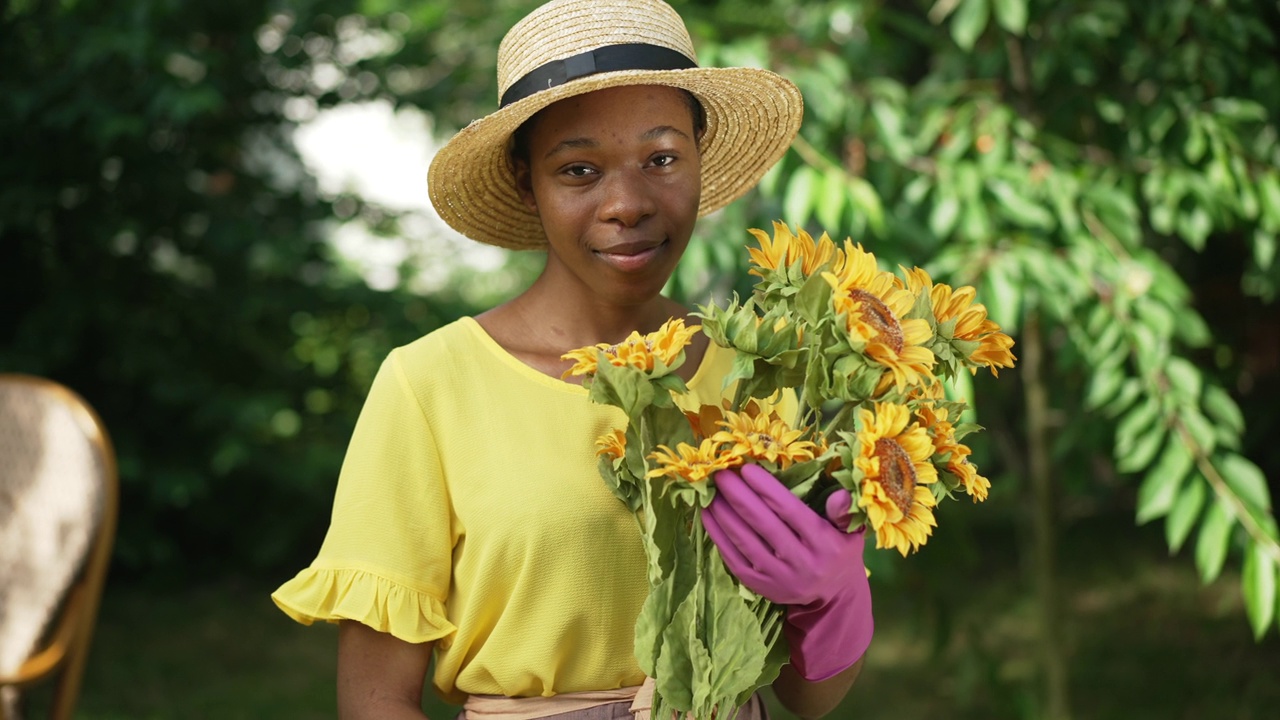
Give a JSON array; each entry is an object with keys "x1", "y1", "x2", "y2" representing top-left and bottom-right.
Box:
[{"x1": 427, "y1": 67, "x2": 803, "y2": 250}]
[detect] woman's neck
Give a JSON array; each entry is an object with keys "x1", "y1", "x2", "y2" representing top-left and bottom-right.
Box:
[{"x1": 473, "y1": 272, "x2": 700, "y2": 381}]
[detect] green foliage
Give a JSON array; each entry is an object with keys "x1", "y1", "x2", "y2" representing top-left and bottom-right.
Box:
[
  {"x1": 0, "y1": 0, "x2": 476, "y2": 577},
  {"x1": 687, "y1": 0, "x2": 1280, "y2": 652}
]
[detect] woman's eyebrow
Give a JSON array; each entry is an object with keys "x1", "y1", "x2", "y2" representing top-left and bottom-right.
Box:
[
  {"x1": 641, "y1": 125, "x2": 691, "y2": 142},
  {"x1": 544, "y1": 137, "x2": 599, "y2": 159},
  {"x1": 544, "y1": 125, "x2": 693, "y2": 159}
]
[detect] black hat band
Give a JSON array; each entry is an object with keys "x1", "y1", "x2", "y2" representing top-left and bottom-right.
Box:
[{"x1": 499, "y1": 42, "x2": 697, "y2": 108}]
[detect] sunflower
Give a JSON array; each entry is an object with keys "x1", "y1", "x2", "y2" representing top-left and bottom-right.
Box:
[
  {"x1": 823, "y1": 244, "x2": 936, "y2": 392},
  {"x1": 947, "y1": 444, "x2": 990, "y2": 502},
  {"x1": 647, "y1": 439, "x2": 741, "y2": 484},
  {"x1": 710, "y1": 408, "x2": 819, "y2": 470},
  {"x1": 747, "y1": 221, "x2": 842, "y2": 279},
  {"x1": 903, "y1": 267, "x2": 1016, "y2": 376},
  {"x1": 683, "y1": 398, "x2": 770, "y2": 441},
  {"x1": 595, "y1": 428, "x2": 627, "y2": 461},
  {"x1": 907, "y1": 376, "x2": 947, "y2": 402},
  {"x1": 853, "y1": 402, "x2": 940, "y2": 556},
  {"x1": 561, "y1": 318, "x2": 701, "y2": 378},
  {"x1": 914, "y1": 402, "x2": 989, "y2": 502}
]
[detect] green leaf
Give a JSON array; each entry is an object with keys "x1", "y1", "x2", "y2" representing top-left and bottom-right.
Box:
[
  {"x1": 794, "y1": 271, "x2": 834, "y2": 326},
  {"x1": 1185, "y1": 115, "x2": 1207, "y2": 163},
  {"x1": 1180, "y1": 407, "x2": 1217, "y2": 457},
  {"x1": 1134, "y1": 297, "x2": 1175, "y2": 341},
  {"x1": 655, "y1": 588, "x2": 701, "y2": 711},
  {"x1": 945, "y1": 368, "x2": 977, "y2": 424},
  {"x1": 1115, "y1": 397, "x2": 1160, "y2": 456},
  {"x1": 1117, "y1": 423, "x2": 1164, "y2": 474},
  {"x1": 992, "y1": 0, "x2": 1027, "y2": 34},
  {"x1": 988, "y1": 179, "x2": 1056, "y2": 230},
  {"x1": 1090, "y1": 187, "x2": 1141, "y2": 248},
  {"x1": 1253, "y1": 230, "x2": 1277, "y2": 270},
  {"x1": 722, "y1": 350, "x2": 759, "y2": 392},
  {"x1": 1177, "y1": 206, "x2": 1212, "y2": 251},
  {"x1": 1136, "y1": 441, "x2": 1193, "y2": 524},
  {"x1": 1195, "y1": 501, "x2": 1234, "y2": 584},
  {"x1": 1164, "y1": 356, "x2": 1202, "y2": 399},
  {"x1": 589, "y1": 356, "x2": 656, "y2": 420},
  {"x1": 1243, "y1": 543, "x2": 1277, "y2": 640},
  {"x1": 1130, "y1": 324, "x2": 1163, "y2": 376},
  {"x1": 634, "y1": 574, "x2": 678, "y2": 675},
  {"x1": 1085, "y1": 302, "x2": 1110, "y2": 337},
  {"x1": 1102, "y1": 378, "x2": 1143, "y2": 418},
  {"x1": 871, "y1": 101, "x2": 911, "y2": 163},
  {"x1": 1218, "y1": 453, "x2": 1272, "y2": 515},
  {"x1": 930, "y1": 192, "x2": 961, "y2": 238},
  {"x1": 951, "y1": 0, "x2": 990, "y2": 51},
  {"x1": 1166, "y1": 478, "x2": 1206, "y2": 554},
  {"x1": 704, "y1": 549, "x2": 770, "y2": 704},
  {"x1": 848, "y1": 177, "x2": 887, "y2": 236},
  {"x1": 1202, "y1": 385, "x2": 1245, "y2": 435},
  {"x1": 1258, "y1": 173, "x2": 1280, "y2": 232},
  {"x1": 1174, "y1": 310, "x2": 1213, "y2": 348},
  {"x1": 1088, "y1": 319, "x2": 1124, "y2": 364},
  {"x1": 784, "y1": 166, "x2": 817, "y2": 228},
  {"x1": 1085, "y1": 361, "x2": 1125, "y2": 410},
  {"x1": 816, "y1": 170, "x2": 847, "y2": 231},
  {"x1": 1046, "y1": 173, "x2": 1081, "y2": 234},
  {"x1": 982, "y1": 255, "x2": 1022, "y2": 331},
  {"x1": 1209, "y1": 97, "x2": 1268, "y2": 122},
  {"x1": 1096, "y1": 97, "x2": 1125, "y2": 124}
]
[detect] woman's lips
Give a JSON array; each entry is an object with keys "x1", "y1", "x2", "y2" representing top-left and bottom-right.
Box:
[{"x1": 594, "y1": 239, "x2": 667, "y2": 272}]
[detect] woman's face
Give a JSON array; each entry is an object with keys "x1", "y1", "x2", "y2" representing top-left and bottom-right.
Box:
[{"x1": 515, "y1": 85, "x2": 702, "y2": 309}]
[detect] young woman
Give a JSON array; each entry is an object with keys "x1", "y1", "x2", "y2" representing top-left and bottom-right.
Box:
[{"x1": 273, "y1": 2, "x2": 873, "y2": 718}]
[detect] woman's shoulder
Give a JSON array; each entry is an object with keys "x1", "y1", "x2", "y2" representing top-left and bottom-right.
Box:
[
  {"x1": 393, "y1": 317, "x2": 485, "y2": 365},
  {"x1": 368, "y1": 318, "x2": 499, "y2": 413}
]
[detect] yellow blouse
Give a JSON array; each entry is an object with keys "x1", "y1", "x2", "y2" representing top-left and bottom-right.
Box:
[{"x1": 272, "y1": 317, "x2": 740, "y2": 704}]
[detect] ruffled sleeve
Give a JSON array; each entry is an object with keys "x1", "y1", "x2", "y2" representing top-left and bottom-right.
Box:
[
  {"x1": 272, "y1": 567, "x2": 455, "y2": 645},
  {"x1": 272, "y1": 348, "x2": 457, "y2": 647}
]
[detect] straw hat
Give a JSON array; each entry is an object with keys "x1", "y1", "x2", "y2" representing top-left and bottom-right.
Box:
[{"x1": 427, "y1": 0, "x2": 804, "y2": 250}]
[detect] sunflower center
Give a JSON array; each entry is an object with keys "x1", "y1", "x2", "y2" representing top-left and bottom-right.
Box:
[
  {"x1": 873, "y1": 437, "x2": 917, "y2": 514},
  {"x1": 848, "y1": 289, "x2": 904, "y2": 353}
]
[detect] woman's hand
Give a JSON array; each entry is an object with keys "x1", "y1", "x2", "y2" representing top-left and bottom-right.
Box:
[{"x1": 702, "y1": 464, "x2": 873, "y2": 683}]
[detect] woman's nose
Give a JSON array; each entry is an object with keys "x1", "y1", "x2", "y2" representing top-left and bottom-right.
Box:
[{"x1": 597, "y1": 168, "x2": 656, "y2": 227}]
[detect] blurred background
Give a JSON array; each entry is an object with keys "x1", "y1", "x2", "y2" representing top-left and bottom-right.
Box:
[{"x1": 3, "y1": 0, "x2": 1279, "y2": 718}]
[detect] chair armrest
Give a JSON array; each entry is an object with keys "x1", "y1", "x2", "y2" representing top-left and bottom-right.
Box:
[{"x1": 0, "y1": 584, "x2": 85, "y2": 688}]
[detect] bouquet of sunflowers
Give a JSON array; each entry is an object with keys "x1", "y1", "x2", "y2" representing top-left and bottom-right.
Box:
[{"x1": 562, "y1": 222, "x2": 1016, "y2": 720}]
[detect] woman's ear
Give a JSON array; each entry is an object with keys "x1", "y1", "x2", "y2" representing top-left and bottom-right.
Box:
[{"x1": 513, "y1": 159, "x2": 538, "y2": 213}]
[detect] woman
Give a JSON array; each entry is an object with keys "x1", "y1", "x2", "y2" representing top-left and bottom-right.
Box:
[{"x1": 272, "y1": 1, "x2": 873, "y2": 718}]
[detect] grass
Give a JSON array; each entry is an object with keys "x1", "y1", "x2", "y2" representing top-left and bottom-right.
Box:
[{"x1": 23, "y1": 511, "x2": 1280, "y2": 719}]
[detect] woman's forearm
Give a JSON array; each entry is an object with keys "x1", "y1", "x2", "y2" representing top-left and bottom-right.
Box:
[
  {"x1": 337, "y1": 620, "x2": 434, "y2": 720},
  {"x1": 770, "y1": 656, "x2": 864, "y2": 720}
]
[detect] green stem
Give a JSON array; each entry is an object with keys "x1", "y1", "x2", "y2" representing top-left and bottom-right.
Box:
[
  {"x1": 731, "y1": 373, "x2": 751, "y2": 413},
  {"x1": 793, "y1": 384, "x2": 807, "y2": 429},
  {"x1": 821, "y1": 402, "x2": 856, "y2": 442}
]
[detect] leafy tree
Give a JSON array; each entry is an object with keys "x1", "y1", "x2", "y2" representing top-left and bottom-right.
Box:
[{"x1": 0, "y1": 0, "x2": 476, "y2": 577}]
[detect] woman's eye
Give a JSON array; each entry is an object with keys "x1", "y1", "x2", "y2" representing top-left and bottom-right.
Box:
[
  {"x1": 651, "y1": 154, "x2": 676, "y2": 167},
  {"x1": 564, "y1": 165, "x2": 594, "y2": 178}
]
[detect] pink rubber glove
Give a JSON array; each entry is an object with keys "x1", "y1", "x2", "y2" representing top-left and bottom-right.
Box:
[{"x1": 702, "y1": 464, "x2": 873, "y2": 681}]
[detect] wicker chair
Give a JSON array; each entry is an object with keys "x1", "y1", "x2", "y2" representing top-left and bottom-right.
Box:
[{"x1": 0, "y1": 375, "x2": 118, "y2": 720}]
